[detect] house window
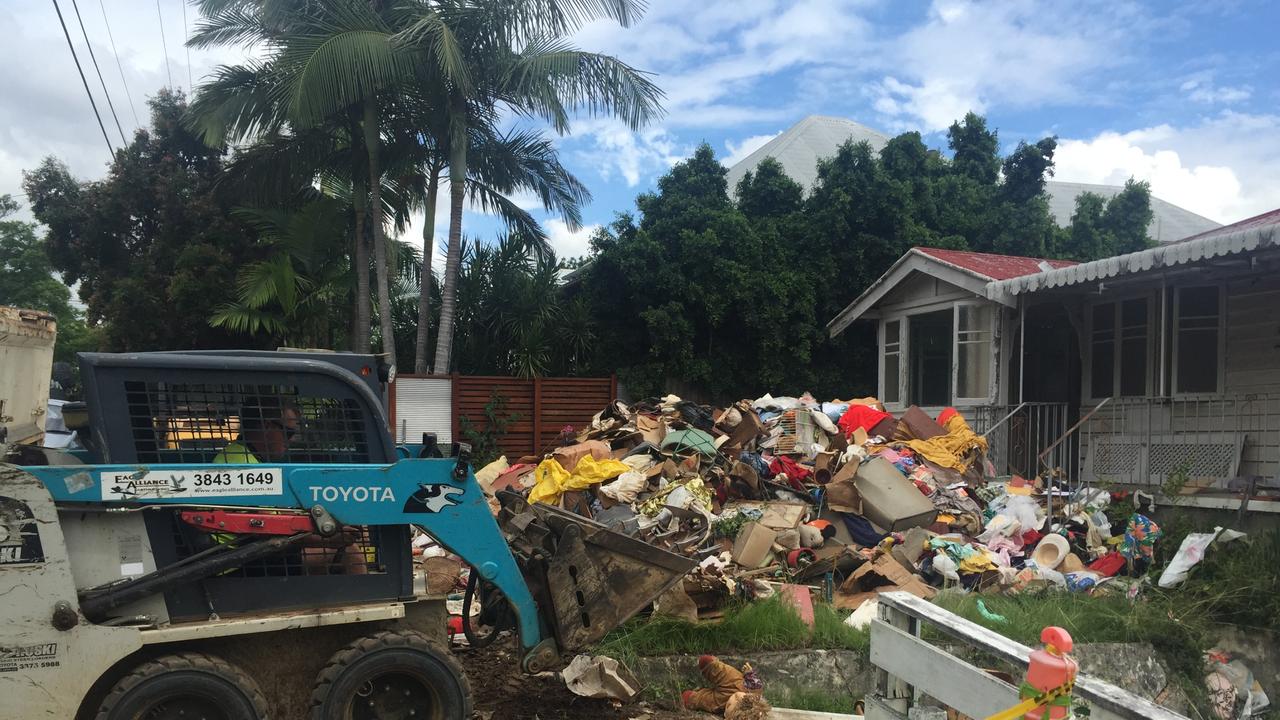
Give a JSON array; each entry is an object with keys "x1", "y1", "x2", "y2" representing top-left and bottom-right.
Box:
[
  {"x1": 909, "y1": 309, "x2": 953, "y2": 406},
  {"x1": 1175, "y1": 286, "x2": 1221, "y2": 394},
  {"x1": 882, "y1": 320, "x2": 901, "y2": 405},
  {"x1": 1090, "y1": 298, "x2": 1149, "y2": 398},
  {"x1": 955, "y1": 304, "x2": 993, "y2": 401}
]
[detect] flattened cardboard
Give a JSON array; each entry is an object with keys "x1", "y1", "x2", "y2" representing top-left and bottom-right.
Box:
[
  {"x1": 723, "y1": 501, "x2": 808, "y2": 530},
  {"x1": 731, "y1": 521, "x2": 778, "y2": 568},
  {"x1": 835, "y1": 555, "x2": 935, "y2": 610},
  {"x1": 635, "y1": 414, "x2": 667, "y2": 446}
]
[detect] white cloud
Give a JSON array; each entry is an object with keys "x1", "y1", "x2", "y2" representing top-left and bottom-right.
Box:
[
  {"x1": 869, "y1": 0, "x2": 1131, "y2": 131},
  {"x1": 0, "y1": 0, "x2": 252, "y2": 214},
  {"x1": 722, "y1": 132, "x2": 779, "y2": 166},
  {"x1": 1055, "y1": 112, "x2": 1280, "y2": 224},
  {"x1": 570, "y1": 119, "x2": 684, "y2": 187},
  {"x1": 545, "y1": 219, "x2": 599, "y2": 260},
  {"x1": 1179, "y1": 75, "x2": 1252, "y2": 104}
]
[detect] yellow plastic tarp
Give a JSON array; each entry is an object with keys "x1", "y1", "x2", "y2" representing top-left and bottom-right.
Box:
[
  {"x1": 528, "y1": 455, "x2": 631, "y2": 506},
  {"x1": 902, "y1": 412, "x2": 989, "y2": 473}
]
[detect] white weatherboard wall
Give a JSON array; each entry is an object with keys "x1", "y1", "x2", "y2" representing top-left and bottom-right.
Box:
[{"x1": 393, "y1": 377, "x2": 452, "y2": 444}]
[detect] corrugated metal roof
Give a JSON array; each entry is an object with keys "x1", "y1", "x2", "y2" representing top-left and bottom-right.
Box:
[
  {"x1": 987, "y1": 207, "x2": 1280, "y2": 299},
  {"x1": 724, "y1": 115, "x2": 889, "y2": 194},
  {"x1": 1044, "y1": 180, "x2": 1221, "y2": 244},
  {"x1": 915, "y1": 248, "x2": 1077, "y2": 281}
]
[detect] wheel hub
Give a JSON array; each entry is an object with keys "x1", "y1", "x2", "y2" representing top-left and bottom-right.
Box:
[{"x1": 352, "y1": 672, "x2": 437, "y2": 720}]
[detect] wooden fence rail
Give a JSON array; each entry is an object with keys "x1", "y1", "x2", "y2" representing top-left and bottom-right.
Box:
[{"x1": 388, "y1": 374, "x2": 616, "y2": 459}]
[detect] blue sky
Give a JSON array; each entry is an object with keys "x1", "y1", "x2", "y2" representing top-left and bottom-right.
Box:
[{"x1": 3, "y1": 0, "x2": 1278, "y2": 267}]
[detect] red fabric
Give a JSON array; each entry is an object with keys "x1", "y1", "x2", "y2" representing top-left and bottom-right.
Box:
[
  {"x1": 768, "y1": 456, "x2": 811, "y2": 490},
  {"x1": 698, "y1": 655, "x2": 716, "y2": 670},
  {"x1": 682, "y1": 690, "x2": 696, "y2": 708},
  {"x1": 937, "y1": 407, "x2": 959, "y2": 425},
  {"x1": 1021, "y1": 529, "x2": 1044, "y2": 546},
  {"x1": 838, "y1": 404, "x2": 892, "y2": 437},
  {"x1": 1088, "y1": 552, "x2": 1126, "y2": 578}
]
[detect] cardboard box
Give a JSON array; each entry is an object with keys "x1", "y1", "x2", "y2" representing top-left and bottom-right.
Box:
[
  {"x1": 854, "y1": 457, "x2": 937, "y2": 531},
  {"x1": 731, "y1": 521, "x2": 778, "y2": 569},
  {"x1": 725, "y1": 501, "x2": 808, "y2": 530},
  {"x1": 835, "y1": 555, "x2": 936, "y2": 610}
]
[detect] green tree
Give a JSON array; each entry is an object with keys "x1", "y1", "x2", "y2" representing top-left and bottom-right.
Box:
[
  {"x1": 735, "y1": 157, "x2": 803, "y2": 220},
  {"x1": 581, "y1": 144, "x2": 814, "y2": 397},
  {"x1": 1051, "y1": 180, "x2": 1154, "y2": 260},
  {"x1": 0, "y1": 195, "x2": 99, "y2": 363},
  {"x1": 23, "y1": 91, "x2": 261, "y2": 352},
  {"x1": 1103, "y1": 179, "x2": 1155, "y2": 254}
]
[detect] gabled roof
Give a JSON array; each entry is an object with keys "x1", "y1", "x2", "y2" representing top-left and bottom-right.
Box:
[
  {"x1": 725, "y1": 116, "x2": 1222, "y2": 243},
  {"x1": 724, "y1": 115, "x2": 890, "y2": 194},
  {"x1": 986, "y1": 207, "x2": 1280, "y2": 300},
  {"x1": 827, "y1": 248, "x2": 1075, "y2": 336}
]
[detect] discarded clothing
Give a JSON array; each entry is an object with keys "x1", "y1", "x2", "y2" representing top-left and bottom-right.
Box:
[
  {"x1": 683, "y1": 656, "x2": 747, "y2": 713},
  {"x1": 528, "y1": 455, "x2": 630, "y2": 506},
  {"x1": 838, "y1": 404, "x2": 892, "y2": 438},
  {"x1": 839, "y1": 512, "x2": 888, "y2": 547},
  {"x1": 1119, "y1": 514, "x2": 1162, "y2": 560},
  {"x1": 768, "y1": 455, "x2": 811, "y2": 490},
  {"x1": 901, "y1": 411, "x2": 989, "y2": 473}
]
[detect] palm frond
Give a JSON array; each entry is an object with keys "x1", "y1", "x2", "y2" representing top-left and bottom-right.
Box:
[
  {"x1": 502, "y1": 38, "x2": 664, "y2": 132},
  {"x1": 188, "y1": 5, "x2": 271, "y2": 49},
  {"x1": 187, "y1": 62, "x2": 289, "y2": 146}
]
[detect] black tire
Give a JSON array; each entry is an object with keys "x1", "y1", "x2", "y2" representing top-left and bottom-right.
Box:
[
  {"x1": 310, "y1": 630, "x2": 472, "y2": 720},
  {"x1": 96, "y1": 651, "x2": 269, "y2": 720}
]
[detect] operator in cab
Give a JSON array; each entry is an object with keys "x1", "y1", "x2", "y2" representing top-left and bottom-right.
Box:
[{"x1": 212, "y1": 397, "x2": 301, "y2": 464}]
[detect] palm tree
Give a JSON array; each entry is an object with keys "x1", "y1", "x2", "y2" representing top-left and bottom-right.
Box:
[
  {"x1": 394, "y1": 0, "x2": 664, "y2": 373},
  {"x1": 188, "y1": 1, "x2": 607, "y2": 372},
  {"x1": 190, "y1": 0, "x2": 449, "y2": 361},
  {"x1": 210, "y1": 197, "x2": 351, "y2": 347}
]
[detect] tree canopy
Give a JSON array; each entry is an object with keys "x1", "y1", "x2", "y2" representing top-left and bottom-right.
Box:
[
  {"x1": 576, "y1": 113, "x2": 1156, "y2": 400},
  {"x1": 23, "y1": 91, "x2": 264, "y2": 352}
]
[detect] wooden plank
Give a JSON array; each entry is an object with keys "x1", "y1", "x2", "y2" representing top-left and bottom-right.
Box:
[
  {"x1": 870, "y1": 620, "x2": 1020, "y2": 718},
  {"x1": 875, "y1": 592, "x2": 1190, "y2": 720}
]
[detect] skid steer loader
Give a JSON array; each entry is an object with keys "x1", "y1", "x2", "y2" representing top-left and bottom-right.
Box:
[{"x1": 0, "y1": 335, "x2": 693, "y2": 719}]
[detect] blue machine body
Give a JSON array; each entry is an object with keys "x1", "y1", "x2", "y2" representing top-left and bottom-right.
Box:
[{"x1": 23, "y1": 459, "x2": 545, "y2": 653}]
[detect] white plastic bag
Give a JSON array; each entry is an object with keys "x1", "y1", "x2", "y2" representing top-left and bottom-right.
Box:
[{"x1": 1158, "y1": 527, "x2": 1247, "y2": 588}]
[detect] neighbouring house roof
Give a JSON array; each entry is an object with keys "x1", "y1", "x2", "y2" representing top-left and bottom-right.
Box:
[
  {"x1": 724, "y1": 115, "x2": 890, "y2": 194},
  {"x1": 1044, "y1": 180, "x2": 1221, "y2": 244},
  {"x1": 986, "y1": 207, "x2": 1280, "y2": 301},
  {"x1": 725, "y1": 116, "x2": 1221, "y2": 243},
  {"x1": 826, "y1": 248, "x2": 1077, "y2": 336}
]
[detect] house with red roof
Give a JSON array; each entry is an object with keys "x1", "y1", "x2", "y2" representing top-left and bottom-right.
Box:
[{"x1": 827, "y1": 209, "x2": 1280, "y2": 498}]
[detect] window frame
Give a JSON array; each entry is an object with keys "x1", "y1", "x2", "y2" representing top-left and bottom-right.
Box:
[
  {"x1": 879, "y1": 317, "x2": 906, "y2": 412},
  {"x1": 952, "y1": 301, "x2": 996, "y2": 405},
  {"x1": 1171, "y1": 283, "x2": 1226, "y2": 397},
  {"x1": 1083, "y1": 292, "x2": 1156, "y2": 401}
]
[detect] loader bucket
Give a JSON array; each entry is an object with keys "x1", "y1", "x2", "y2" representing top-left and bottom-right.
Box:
[{"x1": 498, "y1": 494, "x2": 697, "y2": 653}]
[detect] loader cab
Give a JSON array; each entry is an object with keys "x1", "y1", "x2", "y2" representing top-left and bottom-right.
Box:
[{"x1": 67, "y1": 351, "x2": 410, "y2": 620}]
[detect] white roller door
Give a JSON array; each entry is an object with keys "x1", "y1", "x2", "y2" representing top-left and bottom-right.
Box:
[{"x1": 393, "y1": 377, "x2": 452, "y2": 444}]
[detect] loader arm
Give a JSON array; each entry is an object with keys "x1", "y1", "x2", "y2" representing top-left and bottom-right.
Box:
[{"x1": 26, "y1": 459, "x2": 563, "y2": 668}]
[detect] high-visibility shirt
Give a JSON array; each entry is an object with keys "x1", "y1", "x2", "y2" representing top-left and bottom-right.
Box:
[{"x1": 212, "y1": 439, "x2": 260, "y2": 465}]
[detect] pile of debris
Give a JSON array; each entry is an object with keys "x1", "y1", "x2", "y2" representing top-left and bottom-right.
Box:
[{"x1": 458, "y1": 393, "x2": 1253, "y2": 615}]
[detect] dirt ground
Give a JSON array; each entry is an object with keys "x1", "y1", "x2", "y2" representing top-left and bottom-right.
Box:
[{"x1": 456, "y1": 639, "x2": 694, "y2": 720}]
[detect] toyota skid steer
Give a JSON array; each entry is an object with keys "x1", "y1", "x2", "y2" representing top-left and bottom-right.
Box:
[{"x1": 0, "y1": 341, "x2": 693, "y2": 719}]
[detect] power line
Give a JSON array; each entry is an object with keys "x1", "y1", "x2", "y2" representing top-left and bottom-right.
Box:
[
  {"x1": 181, "y1": 0, "x2": 193, "y2": 91},
  {"x1": 98, "y1": 0, "x2": 141, "y2": 129},
  {"x1": 155, "y1": 0, "x2": 172, "y2": 89},
  {"x1": 69, "y1": 0, "x2": 126, "y2": 146},
  {"x1": 51, "y1": 0, "x2": 114, "y2": 159}
]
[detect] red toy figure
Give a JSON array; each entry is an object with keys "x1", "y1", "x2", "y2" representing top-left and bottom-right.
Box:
[{"x1": 1022, "y1": 627, "x2": 1078, "y2": 720}]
